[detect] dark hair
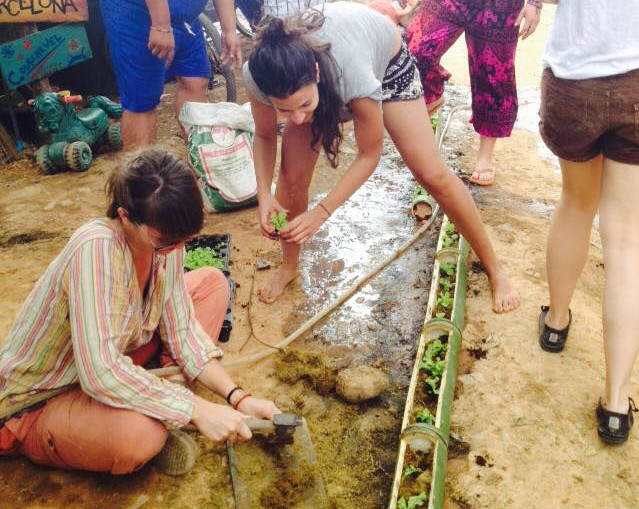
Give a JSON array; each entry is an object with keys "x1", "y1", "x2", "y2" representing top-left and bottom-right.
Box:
[
  {"x1": 106, "y1": 149, "x2": 204, "y2": 240},
  {"x1": 248, "y1": 11, "x2": 346, "y2": 168}
]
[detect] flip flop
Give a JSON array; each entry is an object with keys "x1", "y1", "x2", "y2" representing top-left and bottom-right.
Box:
[{"x1": 469, "y1": 167, "x2": 495, "y2": 186}]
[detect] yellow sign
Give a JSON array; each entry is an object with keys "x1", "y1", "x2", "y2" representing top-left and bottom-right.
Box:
[{"x1": 0, "y1": 0, "x2": 88, "y2": 23}]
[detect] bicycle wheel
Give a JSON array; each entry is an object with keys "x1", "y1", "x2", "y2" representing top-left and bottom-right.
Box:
[
  {"x1": 198, "y1": 13, "x2": 237, "y2": 103},
  {"x1": 235, "y1": 7, "x2": 255, "y2": 38}
]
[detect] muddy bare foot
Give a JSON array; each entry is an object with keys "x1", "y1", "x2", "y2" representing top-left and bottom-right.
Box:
[
  {"x1": 257, "y1": 266, "x2": 299, "y2": 304},
  {"x1": 489, "y1": 270, "x2": 520, "y2": 313}
]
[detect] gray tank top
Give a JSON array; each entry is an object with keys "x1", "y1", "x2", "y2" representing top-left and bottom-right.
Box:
[{"x1": 243, "y1": 1, "x2": 399, "y2": 111}]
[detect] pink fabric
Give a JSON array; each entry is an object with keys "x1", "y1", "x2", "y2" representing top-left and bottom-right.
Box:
[{"x1": 0, "y1": 267, "x2": 229, "y2": 474}]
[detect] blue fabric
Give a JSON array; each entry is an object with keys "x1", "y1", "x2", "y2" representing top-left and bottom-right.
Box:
[{"x1": 100, "y1": 0, "x2": 210, "y2": 113}]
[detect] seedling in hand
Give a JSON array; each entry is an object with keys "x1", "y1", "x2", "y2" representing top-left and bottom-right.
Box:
[{"x1": 270, "y1": 211, "x2": 289, "y2": 233}]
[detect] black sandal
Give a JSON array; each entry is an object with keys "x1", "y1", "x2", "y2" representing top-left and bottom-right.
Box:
[
  {"x1": 538, "y1": 305, "x2": 572, "y2": 353},
  {"x1": 596, "y1": 398, "x2": 638, "y2": 444}
]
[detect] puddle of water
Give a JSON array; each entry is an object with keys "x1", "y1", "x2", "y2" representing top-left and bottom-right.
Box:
[{"x1": 295, "y1": 138, "x2": 438, "y2": 374}]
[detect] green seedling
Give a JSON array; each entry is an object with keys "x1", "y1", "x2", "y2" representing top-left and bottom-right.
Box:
[
  {"x1": 183, "y1": 246, "x2": 225, "y2": 271},
  {"x1": 402, "y1": 464, "x2": 423, "y2": 481},
  {"x1": 438, "y1": 278, "x2": 453, "y2": 292},
  {"x1": 415, "y1": 408, "x2": 435, "y2": 425},
  {"x1": 445, "y1": 222, "x2": 457, "y2": 236},
  {"x1": 398, "y1": 492, "x2": 427, "y2": 509},
  {"x1": 439, "y1": 262, "x2": 455, "y2": 277},
  {"x1": 430, "y1": 112, "x2": 439, "y2": 132},
  {"x1": 423, "y1": 339, "x2": 446, "y2": 361},
  {"x1": 425, "y1": 376, "x2": 441, "y2": 395},
  {"x1": 411, "y1": 184, "x2": 429, "y2": 202},
  {"x1": 435, "y1": 312, "x2": 445, "y2": 318},
  {"x1": 442, "y1": 235, "x2": 454, "y2": 248},
  {"x1": 270, "y1": 211, "x2": 289, "y2": 233},
  {"x1": 437, "y1": 291, "x2": 453, "y2": 309}
]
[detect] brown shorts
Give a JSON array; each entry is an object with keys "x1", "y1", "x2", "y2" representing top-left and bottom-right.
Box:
[{"x1": 539, "y1": 67, "x2": 639, "y2": 165}]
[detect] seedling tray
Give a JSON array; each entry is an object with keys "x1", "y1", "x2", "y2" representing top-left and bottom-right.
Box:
[{"x1": 185, "y1": 234, "x2": 234, "y2": 343}]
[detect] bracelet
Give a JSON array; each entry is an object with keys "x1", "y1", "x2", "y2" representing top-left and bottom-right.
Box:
[
  {"x1": 317, "y1": 202, "x2": 331, "y2": 218},
  {"x1": 527, "y1": 0, "x2": 542, "y2": 9},
  {"x1": 150, "y1": 26, "x2": 173, "y2": 33},
  {"x1": 225, "y1": 386, "x2": 243, "y2": 405},
  {"x1": 233, "y1": 392, "x2": 252, "y2": 410}
]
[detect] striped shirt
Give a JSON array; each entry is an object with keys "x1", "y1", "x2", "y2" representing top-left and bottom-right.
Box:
[{"x1": 0, "y1": 219, "x2": 223, "y2": 429}]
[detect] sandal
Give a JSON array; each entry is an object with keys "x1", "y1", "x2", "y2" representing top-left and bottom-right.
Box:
[
  {"x1": 538, "y1": 305, "x2": 572, "y2": 353},
  {"x1": 152, "y1": 429, "x2": 200, "y2": 475},
  {"x1": 596, "y1": 398, "x2": 638, "y2": 444},
  {"x1": 468, "y1": 167, "x2": 495, "y2": 186}
]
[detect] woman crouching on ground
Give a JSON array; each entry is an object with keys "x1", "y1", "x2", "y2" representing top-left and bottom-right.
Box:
[
  {"x1": 243, "y1": 1, "x2": 519, "y2": 312},
  {"x1": 0, "y1": 149, "x2": 279, "y2": 475}
]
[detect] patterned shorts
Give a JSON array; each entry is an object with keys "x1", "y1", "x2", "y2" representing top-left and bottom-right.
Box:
[{"x1": 382, "y1": 42, "x2": 424, "y2": 102}]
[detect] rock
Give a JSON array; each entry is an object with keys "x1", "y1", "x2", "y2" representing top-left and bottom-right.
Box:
[
  {"x1": 256, "y1": 260, "x2": 271, "y2": 271},
  {"x1": 59, "y1": 199, "x2": 74, "y2": 207},
  {"x1": 44, "y1": 201, "x2": 56, "y2": 211},
  {"x1": 336, "y1": 365, "x2": 389, "y2": 403}
]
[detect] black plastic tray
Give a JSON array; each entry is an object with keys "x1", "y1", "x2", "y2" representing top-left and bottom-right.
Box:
[{"x1": 184, "y1": 234, "x2": 234, "y2": 343}]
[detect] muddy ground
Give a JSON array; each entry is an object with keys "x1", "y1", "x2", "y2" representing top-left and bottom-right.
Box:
[{"x1": 2, "y1": 4, "x2": 638, "y2": 509}]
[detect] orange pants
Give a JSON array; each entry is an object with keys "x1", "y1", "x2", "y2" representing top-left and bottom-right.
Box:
[{"x1": 0, "y1": 267, "x2": 229, "y2": 474}]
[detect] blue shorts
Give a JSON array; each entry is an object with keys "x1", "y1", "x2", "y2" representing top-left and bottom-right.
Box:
[{"x1": 100, "y1": 0, "x2": 211, "y2": 113}]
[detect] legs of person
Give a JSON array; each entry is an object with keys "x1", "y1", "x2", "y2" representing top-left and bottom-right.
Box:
[
  {"x1": 544, "y1": 157, "x2": 602, "y2": 330},
  {"x1": 598, "y1": 158, "x2": 639, "y2": 413},
  {"x1": 464, "y1": 10, "x2": 519, "y2": 185},
  {"x1": 121, "y1": 110, "x2": 157, "y2": 150},
  {"x1": 175, "y1": 77, "x2": 209, "y2": 137},
  {"x1": 172, "y1": 22, "x2": 211, "y2": 136},
  {"x1": 100, "y1": 0, "x2": 164, "y2": 150},
  {"x1": 258, "y1": 122, "x2": 319, "y2": 303},
  {"x1": 383, "y1": 98, "x2": 519, "y2": 312},
  {"x1": 184, "y1": 267, "x2": 231, "y2": 342},
  {"x1": 406, "y1": 0, "x2": 464, "y2": 109},
  {"x1": 17, "y1": 388, "x2": 167, "y2": 474}
]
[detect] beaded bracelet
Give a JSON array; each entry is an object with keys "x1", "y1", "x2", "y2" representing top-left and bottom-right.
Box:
[
  {"x1": 527, "y1": 0, "x2": 542, "y2": 9},
  {"x1": 151, "y1": 26, "x2": 173, "y2": 34},
  {"x1": 225, "y1": 386, "x2": 243, "y2": 405},
  {"x1": 233, "y1": 392, "x2": 252, "y2": 410}
]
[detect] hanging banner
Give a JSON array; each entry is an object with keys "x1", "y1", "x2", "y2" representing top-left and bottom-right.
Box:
[
  {"x1": 0, "y1": 24, "x2": 92, "y2": 89},
  {"x1": 0, "y1": 0, "x2": 88, "y2": 23}
]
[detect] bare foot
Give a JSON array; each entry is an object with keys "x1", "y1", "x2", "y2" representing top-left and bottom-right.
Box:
[
  {"x1": 488, "y1": 270, "x2": 520, "y2": 313},
  {"x1": 257, "y1": 266, "x2": 298, "y2": 304}
]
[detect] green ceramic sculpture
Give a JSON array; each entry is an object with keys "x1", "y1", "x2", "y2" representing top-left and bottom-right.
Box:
[{"x1": 31, "y1": 92, "x2": 123, "y2": 173}]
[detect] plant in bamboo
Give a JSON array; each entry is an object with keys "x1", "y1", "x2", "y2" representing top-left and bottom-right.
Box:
[
  {"x1": 419, "y1": 339, "x2": 447, "y2": 397},
  {"x1": 397, "y1": 492, "x2": 427, "y2": 509}
]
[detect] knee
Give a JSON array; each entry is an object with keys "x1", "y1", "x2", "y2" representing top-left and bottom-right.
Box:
[
  {"x1": 415, "y1": 164, "x2": 454, "y2": 197},
  {"x1": 560, "y1": 189, "x2": 599, "y2": 217},
  {"x1": 178, "y1": 77, "x2": 208, "y2": 96},
  {"x1": 190, "y1": 267, "x2": 231, "y2": 302},
  {"x1": 109, "y1": 412, "x2": 168, "y2": 474}
]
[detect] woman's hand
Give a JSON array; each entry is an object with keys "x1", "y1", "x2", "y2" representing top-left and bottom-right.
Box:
[
  {"x1": 258, "y1": 194, "x2": 288, "y2": 240},
  {"x1": 280, "y1": 206, "x2": 329, "y2": 245},
  {"x1": 515, "y1": 4, "x2": 541, "y2": 40},
  {"x1": 191, "y1": 396, "x2": 252, "y2": 443},
  {"x1": 221, "y1": 31, "x2": 242, "y2": 69},
  {"x1": 236, "y1": 396, "x2": 281, "y2": 420},
  {"x1": 148, "y1": 28, "x2": 175, "y2": 66}
]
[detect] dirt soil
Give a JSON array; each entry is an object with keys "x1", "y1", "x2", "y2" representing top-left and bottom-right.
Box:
[{"x1": 2, "y1": 5, "x2": 637, "y2": 509}]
